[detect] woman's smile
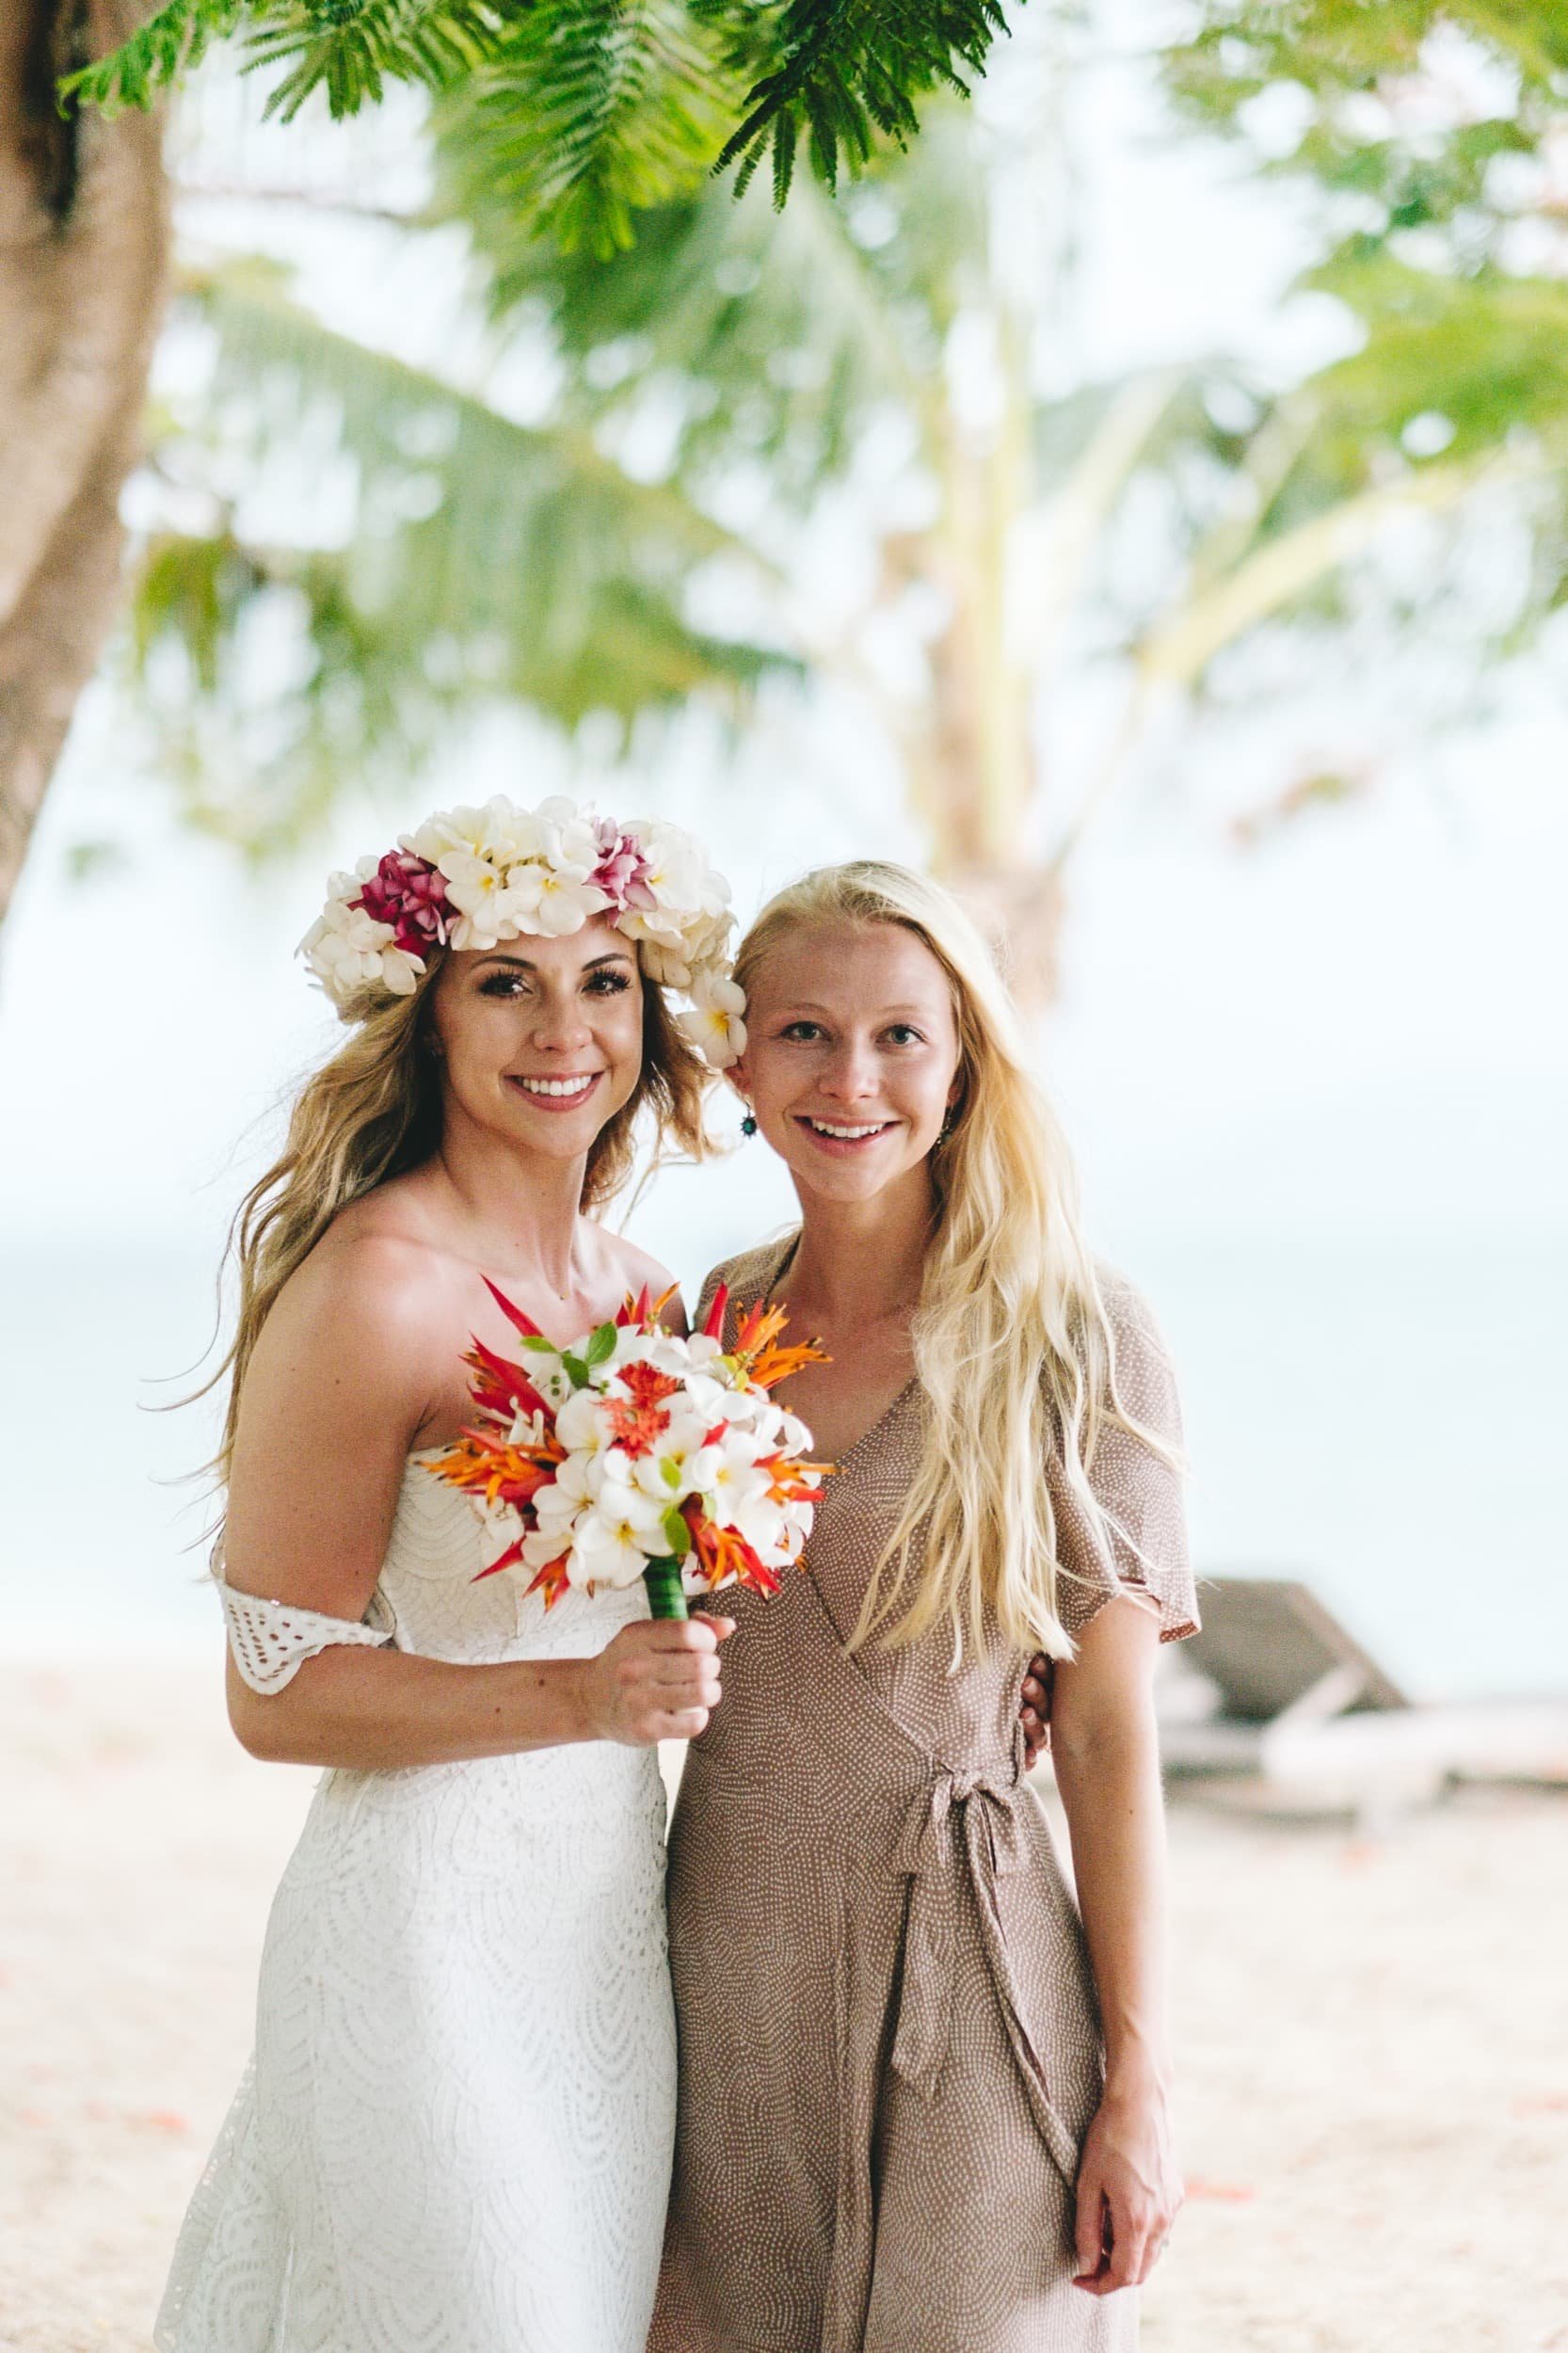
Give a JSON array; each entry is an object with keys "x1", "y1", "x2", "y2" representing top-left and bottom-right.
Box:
[
  {"x1": 505, "y1": 1070, "x2": 604, "y2": 1111},
  {"x1": 793, "y1": 1112, "x2": 900, "y2": 1152}
]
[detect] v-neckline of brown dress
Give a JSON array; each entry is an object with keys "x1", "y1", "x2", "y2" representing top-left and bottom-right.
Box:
[
  {"x1": 651, "y1": 1236, "x2": 1198, "y2": 2353},
  {"x1": 760, "y1": 1229, "x2": 920, "y2": 1477}
]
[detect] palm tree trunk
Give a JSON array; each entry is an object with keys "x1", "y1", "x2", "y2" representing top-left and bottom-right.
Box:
[
  {"x1": 920, "y1": 321, "x2": 1065, "y2": 1004},
  {"x1": 0, "y1": 0, "x2": 169, "y2": 933}
]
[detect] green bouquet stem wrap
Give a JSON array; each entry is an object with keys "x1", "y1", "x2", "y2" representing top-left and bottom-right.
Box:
[{"x1": 643, "y1": 1555, "x2": 689, "y2": 1622}]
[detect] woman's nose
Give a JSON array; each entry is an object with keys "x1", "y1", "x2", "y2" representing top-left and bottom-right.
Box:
[
  {"x1": 818, "y1": 1041, "x2": 880, "y2": 1098},
  {"x1": 530, "y1": 993, "x2": 593, "y2": 1050}
]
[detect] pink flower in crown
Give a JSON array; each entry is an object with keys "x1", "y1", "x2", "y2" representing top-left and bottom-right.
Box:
[
  {"x1": 351, "y1": 852, "x2": 453, "y2": 960},
  {"x1": 588, "y1": 820, "x2": 656, "y2": 913}
]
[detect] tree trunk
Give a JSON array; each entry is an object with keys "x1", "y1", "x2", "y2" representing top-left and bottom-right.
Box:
[{"x1": 0, "y1": 0, "x2": 169, "y2": 933}]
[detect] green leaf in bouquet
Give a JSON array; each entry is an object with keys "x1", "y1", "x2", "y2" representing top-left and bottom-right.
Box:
[
  {"x1": 662, "y1": 1506, "x2": 693, "y2": 1559},
  {"x1": 561, "y1": 1353, "x2": 590, "y2": 1387},
  {"x1": 660, "y1": 1455, "x2": 684, "y2": 1491},
  {"x1": 584, "y1": 1322, "x2": 618, "y2": 1367},
  {"x1": 517, "y1": 1334, "x2": 559, "y2": 1353}
]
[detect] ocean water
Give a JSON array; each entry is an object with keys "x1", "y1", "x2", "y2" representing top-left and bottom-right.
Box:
[{"x1": 2, "y1": 1227, "x2": 1563, "y2": 1700}]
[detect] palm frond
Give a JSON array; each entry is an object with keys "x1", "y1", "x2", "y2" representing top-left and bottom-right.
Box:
[{"x1": 122, "y1": 264, "x2": 795, "y2": 851}]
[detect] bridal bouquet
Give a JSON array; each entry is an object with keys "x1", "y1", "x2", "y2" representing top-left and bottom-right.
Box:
[{"x1": 427, "y1": 1282, "x2": 828, "y2": 1619}]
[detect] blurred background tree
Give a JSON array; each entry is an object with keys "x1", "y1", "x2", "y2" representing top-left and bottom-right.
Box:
[
  {"x1": 0, "y1": 0, "x2": 168, "y2": 922},
  {"x1": 3, "y1": 0, "x2": 1565, "y2": 974}
]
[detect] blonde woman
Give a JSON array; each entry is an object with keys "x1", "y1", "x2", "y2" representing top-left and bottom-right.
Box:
[
  {"x1": 156, "y1": 800, "x2": 743, "y2": 2353},
  {"x1": 652, "y1": 862, "x2": 1198, "y2": 2353}
]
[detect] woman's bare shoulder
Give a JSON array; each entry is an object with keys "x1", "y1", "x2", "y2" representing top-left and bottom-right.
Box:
[{"x1": 270, "y1": 1194, "x2": 452, "y2": 1356}]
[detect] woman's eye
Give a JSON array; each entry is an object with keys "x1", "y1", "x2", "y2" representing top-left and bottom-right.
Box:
[
  {"x1": 885, "y1": 1024, "x2": 924, "y2": 1047},
  {"x1": 779, "y1": 1020, "x2": 824, "y2": 1042},
  {"x1": 584, "y1": 970, "x2": 632, "y2": 996},
  {"x1": 479, "y1": 973, "x2": 526, "y2": 998}
]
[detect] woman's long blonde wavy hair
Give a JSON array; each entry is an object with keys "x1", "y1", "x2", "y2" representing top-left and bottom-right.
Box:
[
  {"x1": 210, "y1": 947, "x2": 712, "y2": 1486},
  {"x1": 734, "y1": 861, "x2": 1175, "y2": 1668}
]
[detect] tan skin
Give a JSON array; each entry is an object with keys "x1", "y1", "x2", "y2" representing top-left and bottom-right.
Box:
[
  {"x1": 732, "y1": 919, "x2": 1183, "y2": 2297},
  {"x1": 223, "y1": 916, "x2": 731, "y2": 1772}
]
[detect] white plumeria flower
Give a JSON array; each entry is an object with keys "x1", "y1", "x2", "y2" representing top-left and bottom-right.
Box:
[
  {"x1": 300, "y1": 890, "x2": 425, "y2": 1006},
  {"x1": 437, "y1": 850, "x2": 536, "y2": 952},
  {"x1": 535, "y1": 796, "x2": 605, "y2": 878},
  {"x1": 678, "y1": 970, "x2": 748, "y2": 1070},
  {"x1": 628, "y1": 932, "x2": 694, "y2": 990},
  {"x1": 572, "y1": 1484, "x2": 667, "y2": 1589},
  {"x1": 689, "y1": 1431, "x2": 774, "y2": 1522},
  {"x1": 510, "y1": 862, "x2": 614, "y2": 937},
  {"x1": 520, "y1": 1523, "x2": 576, "y2": 1572},
  {"x1": 555, "y1": 1387, "x2": 610, "y2": 1455},
  {"x1": 529, "y1": 1477, "x2": 582, "y2": 1543}
]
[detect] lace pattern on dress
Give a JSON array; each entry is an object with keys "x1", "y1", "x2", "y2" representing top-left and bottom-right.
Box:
[{"x1": 218, "y1": 1579, "x2": 400, "y2": 1693}]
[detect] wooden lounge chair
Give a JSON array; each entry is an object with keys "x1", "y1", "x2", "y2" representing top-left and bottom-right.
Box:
[{"x1": 1159, "y1": 1576, "x2": 1568, "y2": 1823}]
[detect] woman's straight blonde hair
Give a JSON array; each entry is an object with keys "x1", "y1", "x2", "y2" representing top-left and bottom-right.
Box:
[
  {"x1": 209, "y1": 946, "x2": 713, "y2": 1486},
  {"x1": 733, "y1": 860, "x2": 1175, "y2": 1669}
]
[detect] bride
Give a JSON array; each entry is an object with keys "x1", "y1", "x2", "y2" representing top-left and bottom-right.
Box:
[{"x1": 155, "y1": 796, "x2": 744, "y2": 2353}]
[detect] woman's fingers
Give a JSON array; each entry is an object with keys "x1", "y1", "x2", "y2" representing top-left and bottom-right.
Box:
[
  {"x1": 1072, "y1": 2172, "x2": 1109, "y2": 2288},
  {"x1": 658, "y1": 1706, "x2": 712, "y2": 1740},
  {"x1": 1103, "y1": 2201, "x2": 1152, "y2": 2292}
]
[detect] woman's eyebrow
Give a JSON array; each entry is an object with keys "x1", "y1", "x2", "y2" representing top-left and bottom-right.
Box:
[
  {"x1": 773, "y1": 1000, "x2": 929, "y2": 1017},
  {"x1": 472, "y1": 949, "x2": 634, "y2": 973}
]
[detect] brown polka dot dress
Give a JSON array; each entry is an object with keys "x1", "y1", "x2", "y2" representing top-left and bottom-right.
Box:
[{"x1": 649, "y1": 1239, "x2": 1199, "y2": 2353}]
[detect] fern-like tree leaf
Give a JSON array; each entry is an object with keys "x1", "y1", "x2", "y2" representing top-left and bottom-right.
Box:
[
  {"x1": 58, "y1": 0, "x2": 247, "y2": 115},
  {"x1": 440, "y1": 0, "x2": 741, "y2": 259},
  {"x1": 248, "y1": 0, "x2": 504, "y2": 122},
  {"x1": 694, "y1": 0, "x2": 1008, "y2": 205}
]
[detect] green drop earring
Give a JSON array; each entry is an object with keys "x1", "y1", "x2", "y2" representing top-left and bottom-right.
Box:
[{"x1": 741, "y1": 1110, "x2": 758, "y2": 1136}]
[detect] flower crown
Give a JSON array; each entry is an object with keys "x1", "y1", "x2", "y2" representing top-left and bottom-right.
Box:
[{"x1": 300, "y1": 795, "x2": 747, "y2": 1068}]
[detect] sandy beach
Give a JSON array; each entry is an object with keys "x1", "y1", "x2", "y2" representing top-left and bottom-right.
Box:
[{"x1": 2, "y1": 1659, "x2": 1565, "y2": 2353}]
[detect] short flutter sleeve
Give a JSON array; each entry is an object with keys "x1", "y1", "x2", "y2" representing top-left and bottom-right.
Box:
[{"x1": 1050, "y1": 1273, "x2": 1199, "y2": 1647}]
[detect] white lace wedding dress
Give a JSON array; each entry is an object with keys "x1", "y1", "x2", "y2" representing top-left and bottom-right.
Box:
[{"x1": 156, "y1": 1453, "x2": 676, "y2": 2353}]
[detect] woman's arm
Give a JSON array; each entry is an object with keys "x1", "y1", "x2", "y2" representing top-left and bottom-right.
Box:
[
  {"x1": 1048, "y1": 1593, "x2": 1183, "y2": 2297},
  {"x1": 221, "y1": 1234, "x2": 725, "y2": 1769}
]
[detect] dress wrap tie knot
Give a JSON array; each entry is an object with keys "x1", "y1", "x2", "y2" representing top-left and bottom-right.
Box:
[{"x1": 888, "y1": 1768, "x2": 1023, "y2": 2102}]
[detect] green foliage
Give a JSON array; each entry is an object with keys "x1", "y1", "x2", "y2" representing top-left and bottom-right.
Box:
[
  {"x1": 61, "y1": 0, "x2": 502, "y2": 120},
  {"x1": 59, "y1": 0, "x2": 246, "y2": 115},
  {"x1": 1163, "y1": 0, "x2": 1568, "y2": 267},
  {"x1": 247, "y1": 0, "x2": 502, "y2": 121},
  {"x1": 122, "y1": 263, "x2": 792, "y2": 854},
  {"x1": 437, "y1": 102, "x2": 984, "y2": 498},
  {"x1": 113, "y1": 6, "x2": 1568, "y2": 870},
  {"x1": 64, "y1": 0, "x2": 1017, "y2": 250},
  {"x1": 691, "y1": 0, "x2": 1010, "y2": 201},
  {"x1": 454, "y1": 2, "x2": 739, "y2": 257},
  {"x1": 1307, "y1": 259, "x2": 1568, "y2": 470}
]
